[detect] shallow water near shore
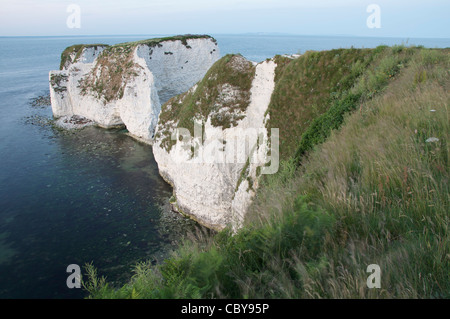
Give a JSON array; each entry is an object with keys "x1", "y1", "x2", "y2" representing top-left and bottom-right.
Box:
[
  {"x1": 1, "y1": 116, "x2": 201, "y2": 298},
  {"x1": 0, "y1": 36, "x2": 203, "y2": 298}
]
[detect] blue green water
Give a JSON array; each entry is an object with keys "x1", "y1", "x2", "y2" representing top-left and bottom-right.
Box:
[
  {"x1": 0, "y1": 34, "x2": 448, "y2": 299},
  {"x1": 0, "y1": 35, "x2": 200, "y2": 299}
]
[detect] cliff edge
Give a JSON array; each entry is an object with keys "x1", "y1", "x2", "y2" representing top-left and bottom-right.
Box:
[{"x1": 153, "y1": 54, "x2": 280, "y2": 230}]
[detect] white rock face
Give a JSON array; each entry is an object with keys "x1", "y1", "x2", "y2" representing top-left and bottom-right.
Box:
[
  {"x1": 153, "y1": 59, "x2": 277, "y2": 230},
  {"x1": 136, "y1": 39, "x2": 219, "y2": 104},
  {"x1": 230, "y1": 60, "x2": 277, "y2": 230},
  {"x1": 49, "y1": 37, "x2": 220, "y2": 140}
]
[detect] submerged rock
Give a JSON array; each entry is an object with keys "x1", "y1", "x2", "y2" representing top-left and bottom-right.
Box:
[
  {"x1": 29, "y1": 94, "x2": 51, "y2": 108},
  {"x1": 54, "y1": 115, "x2": 95, "y2": 130}
]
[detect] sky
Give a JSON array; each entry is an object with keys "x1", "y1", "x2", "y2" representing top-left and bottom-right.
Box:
[{"x1": 0, "y1": 0, "x2": 449, "y2": 38}]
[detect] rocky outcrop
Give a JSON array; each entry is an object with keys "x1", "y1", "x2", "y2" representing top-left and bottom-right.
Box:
[
  {"x1": 153, "y1": 55, "x2": 278, "y2": 230},
  {"x1": 49, "y1": 36, "x2": 220, "y2": 141},
  {"x1": 50, "y1": 37, "x2": 281, "y2": 231}
]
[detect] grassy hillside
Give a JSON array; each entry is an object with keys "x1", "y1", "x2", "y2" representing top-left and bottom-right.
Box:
[{"x1": 82, "y1": 46, "x2": 449, "y2": 299}]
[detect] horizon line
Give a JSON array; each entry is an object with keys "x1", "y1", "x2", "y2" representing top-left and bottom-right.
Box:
[{"x1": 1, "y1": 33, "x2": 449, "y2": 40}]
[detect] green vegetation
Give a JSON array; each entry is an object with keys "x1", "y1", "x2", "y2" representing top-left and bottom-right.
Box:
[
  {"x1": 266, "y1": 46, "x2": 408, "y2": 160},
  {"x1": 155, "y1": 54, "x2": 256, "y2": 152},
  {"x1": 82, "y1": 46, "x2": 449, "y2": 299},
  {"x1": 292, "y1": 45, "x2": 411, "y2": 165}
]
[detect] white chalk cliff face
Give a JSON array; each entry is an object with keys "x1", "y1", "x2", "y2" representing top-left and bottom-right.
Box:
[
  {"x1": 153, "y1": 57, "x2": 277, "y2": 230},
  {"x1": 49, "y1": 37, "x2": 220, "y2": 141}
]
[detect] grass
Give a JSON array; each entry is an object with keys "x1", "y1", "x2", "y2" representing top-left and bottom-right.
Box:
[
  {"x1": 266, "y1": 48, "x2": 378, "y2": 160},
  {"x1": 82, "y1": 46, "x2": 449, "y2": 299}
]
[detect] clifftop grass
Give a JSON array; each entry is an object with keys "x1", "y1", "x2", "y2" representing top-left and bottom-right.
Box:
[
  {"x1": 266, "y1": 47, "x2": 392, "y2": 160},
  {"x1": 82, "y1": 46, "x2": 449, "y2": 299}
]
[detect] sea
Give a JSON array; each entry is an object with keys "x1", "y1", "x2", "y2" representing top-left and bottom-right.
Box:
[{"x1": 0, "y1": 34, "x2": 448, "y2": 299}]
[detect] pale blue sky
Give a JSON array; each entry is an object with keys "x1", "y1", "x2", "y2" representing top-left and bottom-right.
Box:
[{"x1": 0, "y1": 0, "x2": 449, "y2": 38}]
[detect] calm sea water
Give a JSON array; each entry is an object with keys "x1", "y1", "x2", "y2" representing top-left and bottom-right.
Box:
[{"x1": 0, "y1": 34, "x2": 448, "y2": 299}]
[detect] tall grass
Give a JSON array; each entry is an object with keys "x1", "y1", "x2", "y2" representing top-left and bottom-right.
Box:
[
  {"x1": 83, "y1": 47, "x2": 449, "y2": 299},
  {"x1": 266, "y1": 48, "x2": 379, "y2": 160},
  {"x1": 248, "y1": 47, "x2": 449, "y2": 298}
]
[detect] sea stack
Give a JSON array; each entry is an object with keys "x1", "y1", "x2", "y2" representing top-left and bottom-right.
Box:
[{"x1": 49, "y1": 35, "x2": 220, "y2": 141}]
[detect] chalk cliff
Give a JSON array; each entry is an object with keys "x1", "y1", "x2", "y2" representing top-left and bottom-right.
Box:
[
  {"x1": 49, "y1": 36, "x2": 220, "y2": 141},
  {"x1": 153, "y1": 55, "x2": 278, "y2": 230},
  {"x1": 50, "y1": 37, "x2": 283, "y2": 231}
]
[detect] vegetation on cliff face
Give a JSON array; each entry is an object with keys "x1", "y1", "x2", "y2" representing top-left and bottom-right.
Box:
[
  {"x1": 83, "y1": 46, "x2": 449, "y2": 299},
  {"x1": 155, "y1": 54, "x2": 256, "y2": 152}
]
